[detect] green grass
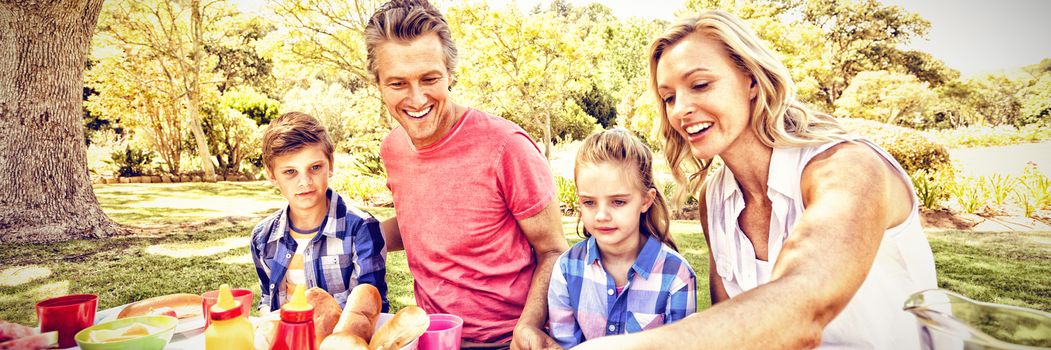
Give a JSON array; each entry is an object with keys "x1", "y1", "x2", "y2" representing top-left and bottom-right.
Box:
[{"x1": 1, "y1": 182, "x2": 1048, "y2": 326}]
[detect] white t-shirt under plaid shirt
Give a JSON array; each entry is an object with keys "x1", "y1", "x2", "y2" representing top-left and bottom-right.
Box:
[{"x1": 547, "y1": 235, "x2": 697, "y2": 348}]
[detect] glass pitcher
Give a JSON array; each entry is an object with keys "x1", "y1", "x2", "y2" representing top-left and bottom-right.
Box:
[{"x1": 903, "y1": 289, "x2": 1051, "y2": 349}]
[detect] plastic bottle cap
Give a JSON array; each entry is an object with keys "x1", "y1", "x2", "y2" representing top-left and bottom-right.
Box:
[
  {"x1": 280, "y1": 284, "x2": 314, "y2": 323},
  {"x1": 210, "y1": 284, "x2": 245, "y2": 321}
]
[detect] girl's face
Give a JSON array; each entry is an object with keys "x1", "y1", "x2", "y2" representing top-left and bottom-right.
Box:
[
  {"x1": 576, "y1": 162, "x2": 655, "y2": 252},
  {"x1": 655, "y1": 32, "x2": 758, "y2": 160}
]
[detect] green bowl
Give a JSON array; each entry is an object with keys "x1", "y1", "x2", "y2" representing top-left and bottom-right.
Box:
[{"x1": 74, "y1": 315, "x2": 178, "y2": 350}]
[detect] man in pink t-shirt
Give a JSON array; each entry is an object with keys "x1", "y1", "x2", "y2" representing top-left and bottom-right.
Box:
[{"x1": 363, "y1": 1, "x2": 569, "y2": 348}]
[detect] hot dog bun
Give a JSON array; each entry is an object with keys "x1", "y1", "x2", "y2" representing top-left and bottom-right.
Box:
[
  {"x1": 333, "y1": 284, "x2": 383, "y2": 340},
  {"x1": 318, "y1": 332, "x2": 369, "y2": 350},
  {"x1": 369, "y1": 306, "x2": 429, "y2": 350},
  {"x1": 117, "y1": 293, "x2": 202, "y2": 319},
  {"x1": 306, "y1": 287, "x2": 343, "y2": 342}
]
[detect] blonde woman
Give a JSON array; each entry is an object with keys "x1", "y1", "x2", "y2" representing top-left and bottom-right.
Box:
[{"x1": 574, "y1": 10, "x2": 936, "y2": 349}]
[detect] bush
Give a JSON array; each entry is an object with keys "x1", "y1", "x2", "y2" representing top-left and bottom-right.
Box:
[
  {"x1": 330, "y1": 172, "x2": 391, "y2": 207},
  {"x1": 910, "y1": 168, "x2": 954, "y2": 209},
  {"x1": 555, "y1": 176, "x2": 578, "y2": 216},
  {"x1": 924, "y1": 123, "x2": 1051, "y2": 148},
  {"x1": 107, "y1": 145, "x2": 154, "y2": 177},
  {"x1": 838, "y1": 117, "x2": 952, "y2": 174}
]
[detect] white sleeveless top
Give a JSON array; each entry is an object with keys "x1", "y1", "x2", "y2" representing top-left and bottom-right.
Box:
[{"x1": 705, "y1": 138, "x2": 937, "y2": 349}]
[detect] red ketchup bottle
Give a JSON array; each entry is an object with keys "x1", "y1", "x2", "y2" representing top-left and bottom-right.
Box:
[{"x1": 271, "y1": 284, "x2": 316, "y2": 350}]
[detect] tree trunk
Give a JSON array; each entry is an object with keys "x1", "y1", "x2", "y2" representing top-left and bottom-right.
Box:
[
  {"x1": 188, "y1": 0, "x2": 216, "y2": 181},
  {"x1": 543, "y1": 110, "x2": 552, "y2": 160},
  {"x1": 0, "y1": 0, "x2": 121, "y2": 243}
]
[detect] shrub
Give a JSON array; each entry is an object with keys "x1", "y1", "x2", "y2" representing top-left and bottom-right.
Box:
[
  {"x1": 985, "y1": 174, "x2": 1017, "y2": 207},
  {"x1": 330, "y1": 172, "x2": 391, "y2": 207},
  {"x1": 1018, "y1": 163, "x2": 1051, "y2": 210},
  {"x1": 106, "y1": 145, "x2": 154, "y2": 177},
  {"x1": 838, "y1": 117, "x2": 952, "y2": 174},
  {"x1": 924, "y1": 124, "x2": 1051, "y2": 148},
  {"x1": 910, "y1": 169, "x2": 953, "y2": 209},
  {"x1": 951, "y1": 176, "x2": 987, "y2": 214},
  {"x1": 555, "y1": 176, "x2": 578, "y2": 216}
]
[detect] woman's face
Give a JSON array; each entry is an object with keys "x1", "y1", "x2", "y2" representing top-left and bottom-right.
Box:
[{"x1": 655, "y1": 32, "x2": 757, "y2": 160}]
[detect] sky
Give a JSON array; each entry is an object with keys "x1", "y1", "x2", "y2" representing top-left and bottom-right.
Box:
[{"x1": 483, "y1": 0, "x2": 1051, "y2": 77}]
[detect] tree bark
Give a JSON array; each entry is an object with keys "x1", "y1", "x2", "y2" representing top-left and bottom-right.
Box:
[
  {"x1": 0, "y1": 0, "x2": 120, "y2": 243},
  {"x1": 188, "y1": 0, "x2": 216, "y2": 181}
]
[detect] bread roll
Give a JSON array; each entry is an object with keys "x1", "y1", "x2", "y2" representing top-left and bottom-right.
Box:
[
  {"x1": 117, "y1": 293, "x2": 202, "y2": 319},
  {"x1": 369, "y1": 306, "x2": 429, "y2": 350},
  {"x1": 253, "y1": 311, "x2": 280, "y2": 350},
  {"x1": 305, "y1": 287, "x2": 343, "y2": 341},
  {"x1": 331, "y1": 284, "x2": 383, "y2": 341},
  {"x1": 317, "y1": 332, "x2": 369, "y2": 350}
]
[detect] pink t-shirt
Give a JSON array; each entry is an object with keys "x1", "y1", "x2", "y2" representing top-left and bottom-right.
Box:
[{"x1": 381, "y1": 108, "x2": 555, "y2": 343}]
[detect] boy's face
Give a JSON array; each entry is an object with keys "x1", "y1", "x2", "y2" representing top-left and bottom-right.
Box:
[{"x1": 267, "y1": 143, "x2": 333, "y2": 215}]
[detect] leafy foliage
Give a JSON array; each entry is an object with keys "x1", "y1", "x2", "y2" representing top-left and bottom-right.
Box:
[
  {"x1": 450, "y1": 3, "x2": 598, "y2": 152},
  {"x1": 924, "y1": 124, "x2": 1051, "y2": 148},
  {"x1": 201, "y1": 102, "x2": 263, "y2": 175},
  {"x1": 910, "y1": 169, "x2": 952, "y2": 209},
  {"x1": 107, "y1": 145, "x2": 155, "y2": 177},
  {"x1": 838, "y1": 118, "x2": 951, "y2": 174},
  {"x1": 834, "y1": 70, "x2": 936, "y2": 127},
  {"x1": 555, "y1": 176, "x2": 578, "y2": 216},
  {"x1": 330, "y1": 173, "x2": 391, "y2": 207}
]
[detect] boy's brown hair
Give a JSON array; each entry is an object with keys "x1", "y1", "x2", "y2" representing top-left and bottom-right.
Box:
[{"x1": 262, "y1": 112, "x2": 334, "y2": 171}]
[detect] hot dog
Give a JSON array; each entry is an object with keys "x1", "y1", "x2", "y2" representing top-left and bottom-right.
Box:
[
  {"x1": 117, "y1": 293, "x2": 202, "y2": 319},
  {"x1": 369, "y1": 305, "x2": 429, "y2": 350},
  {"x1": 306, "y1": 287, "x2": 343, "y2": 343},
  {"x1": 319, "y1": 284, "x2": 384, "y2": 350}
]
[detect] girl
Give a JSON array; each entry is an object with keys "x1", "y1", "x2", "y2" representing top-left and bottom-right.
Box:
[{"x1": 547, "y1": 129, "x2": 697, "y2": 348}]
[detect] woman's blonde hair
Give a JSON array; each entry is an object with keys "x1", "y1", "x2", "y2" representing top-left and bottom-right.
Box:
[
  {"x1": 575, "y1": 129, "x2": 677, "y2": 251},
  {"x1": 648, "y1": 10, "x2": 850, "y2": 202}
]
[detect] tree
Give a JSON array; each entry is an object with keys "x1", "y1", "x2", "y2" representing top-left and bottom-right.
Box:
[
  {"x1": 87, "y1": 49, "x2": 187, "y2": 174},
  {"x1": 0, "y1": 0, "x2": 120, "y2": 243},
  {"x1": 450, "y1": 3, "x2": 597, "y2": 158},
  {"x1": 833, "y1": 70, "x2": 935, "y2": 127},
  {"x1": 97, "y1": 0, "x2": 238, "y2": 180},
  {"x1": 801, "y1": 0, "x2": 931, "y2": 110},
  {"x1": 970, "y1": 74, "x2": 1022, "y2": 127},
  {"x1": 268, "y1": 0, "x2": 383, "y2": 90},
  {"x1": 929, "y1": 80, "x2": 983, "y2": 129},
  {"x1": 208, "y1": 17, "x2": 277, "y2": 96}
]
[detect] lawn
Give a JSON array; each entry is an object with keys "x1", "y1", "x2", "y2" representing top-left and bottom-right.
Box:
[{"x1": 1, "y1": 182, "x2": 1048, "y2": 326}]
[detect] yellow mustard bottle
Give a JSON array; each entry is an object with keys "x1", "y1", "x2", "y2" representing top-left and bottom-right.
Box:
[{"x1": 205, "y1": 284, "x2": 254, "y2": 350}]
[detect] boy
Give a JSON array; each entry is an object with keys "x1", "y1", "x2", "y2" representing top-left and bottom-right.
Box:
[{"x1": 250, "y1": 112, "x2": 388, "y2": 312}]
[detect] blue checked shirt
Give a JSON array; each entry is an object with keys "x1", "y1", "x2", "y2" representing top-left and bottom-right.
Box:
[
  {"x1": 547, "y1": 235, "x2": 697, "y2": 348},
  {"x1": 251, "y1": 189, "x2": 389, "y2": 312}
]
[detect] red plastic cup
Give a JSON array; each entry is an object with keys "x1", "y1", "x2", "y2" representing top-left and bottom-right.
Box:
[
  {"x1": 36, "y1": 294, "x2": 98, "y2": 348},
  {"x1": 418, "y1": 314, "x2": 463, "y2": 350},
  {"x1": 201, "y1": 288, "x2": 253, "y2": 328}
]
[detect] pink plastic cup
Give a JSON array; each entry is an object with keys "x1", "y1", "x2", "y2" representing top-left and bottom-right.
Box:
[
  {"x1": 36, "y1": 294, "x2": 98, "y2": 348},
  {"x1": 418, "y1": 314, "x2": 464, "y2": 350},
  {"x1": 201, "y1": 288, "x2": 253, "y2": 328}
]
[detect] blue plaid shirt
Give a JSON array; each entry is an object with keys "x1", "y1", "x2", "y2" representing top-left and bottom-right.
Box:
[
  {"x1": 250, "y1": 189, "x2": 388, "y2": 312},
  {"x1": 547, "y1": 235, "x2": 697, "y2": 348}
]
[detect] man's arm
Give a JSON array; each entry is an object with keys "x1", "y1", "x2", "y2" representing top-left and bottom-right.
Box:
[
  {"x1": 512, "y1": 202, "x2": 570, "y2": 350},
  {"x1": 379, "y1": 216, "x2": 404, "y2": 252}
]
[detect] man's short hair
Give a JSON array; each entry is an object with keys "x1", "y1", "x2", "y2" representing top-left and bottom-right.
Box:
[
  {"x1": 261, "y1": 112, "x2": 334, "y2": 171},
  {"x1": 365, "y1": 0, "x2": 458, "y2": 86}
]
